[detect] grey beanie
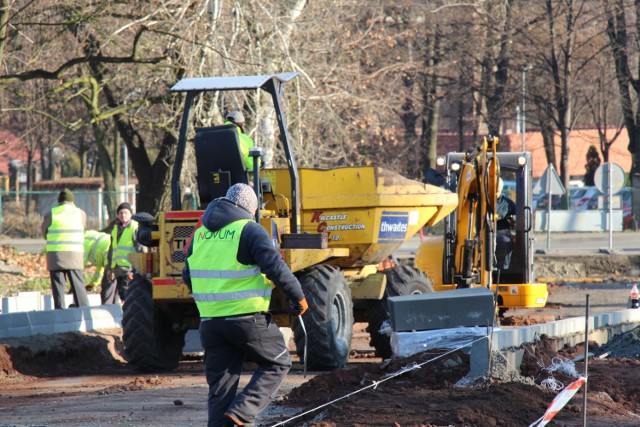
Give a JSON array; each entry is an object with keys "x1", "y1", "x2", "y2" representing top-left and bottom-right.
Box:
[
  {"x1": 226, "y1": 110, "x2": 245, "y2": 124},
  {"x1": 226, "y1": 183, "x2": 258, "y2": 213}
]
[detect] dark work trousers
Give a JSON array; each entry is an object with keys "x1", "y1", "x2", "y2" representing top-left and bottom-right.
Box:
[
  {"x1": 200, "y1": 312, "x2": 291, "y2": 427},
  {"x1": 100, "y1": 274, "x2": 131, "y2": 305},
  {"x1": 50, "y1": 269, "x2": 89, "y2": 309}
]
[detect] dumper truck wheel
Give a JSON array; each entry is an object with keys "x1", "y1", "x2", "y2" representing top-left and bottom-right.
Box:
[
  {"x1": 122, "y1": 275, "x2": 186, "y2": 372},
  {"x1": 366, "y1": 265, "x2": 434, "y2": 359},
  {"x1": 292, "y1": 265, "x2": 354, "y2": 370}
]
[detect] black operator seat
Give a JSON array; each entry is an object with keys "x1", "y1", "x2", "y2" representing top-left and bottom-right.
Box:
[{"x1": 194, "y1": 124, "x2": 249, "y2": 209}]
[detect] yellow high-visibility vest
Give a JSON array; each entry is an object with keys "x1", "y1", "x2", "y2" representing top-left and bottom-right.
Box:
[
  {"x1": 110, "y1": 220, "x2": 138, "y2": 268},
  {"x1": 188, "y1": 219, "x2": 271, "y2": 317},
  {"x1": 46, "y1": 204, "x2": 84, "y2": 253}
]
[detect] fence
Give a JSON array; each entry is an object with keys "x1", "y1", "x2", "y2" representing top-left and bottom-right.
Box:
[{"x1": 0, "y1": 190, "x2": 137, "y2": 237}]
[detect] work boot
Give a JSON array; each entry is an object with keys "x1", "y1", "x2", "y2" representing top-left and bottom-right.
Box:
[{"x1": 223, "y1": 412, "x2": 245, "y2": 426}]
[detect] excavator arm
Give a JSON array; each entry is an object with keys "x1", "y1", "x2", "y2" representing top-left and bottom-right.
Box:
[{"x1": 451, "y1": 136, "x2": 500, "y2": 288}]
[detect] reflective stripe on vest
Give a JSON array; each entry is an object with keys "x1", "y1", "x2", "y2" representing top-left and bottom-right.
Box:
[
  {"x1": 46, "y1": 204, "x2": 84, "y2": 253},
  {"x1": 111, "y1": 220, "x2": 138, "y2": 268},
  {"x1": 84, "y1": 230, "x2": 110, "y2": 265},
  {"x1": 188, "y1": 219, "x2": 271, "y2": 317}
]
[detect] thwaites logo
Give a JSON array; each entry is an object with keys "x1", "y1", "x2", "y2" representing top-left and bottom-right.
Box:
[
  {"x1": 378, "y1": 211, "x2": 409, "y2": 242},
  {"x1": 310, "y1": 211, "x2": 365, "y2": 241}
]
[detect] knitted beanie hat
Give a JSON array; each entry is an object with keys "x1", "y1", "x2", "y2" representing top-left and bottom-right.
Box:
[
  {"x1": 117, "y1": 202, "x2": 133, "y2": 214},
  {"x1": 226, "y1": 183, "x2": 258, "y2": 213},
  {"x1": 58, "y1": 188, "x2": 74, "y2": 203},
  {"x1": 226, "y1": 110, "x2": 245, "y2": 124}
]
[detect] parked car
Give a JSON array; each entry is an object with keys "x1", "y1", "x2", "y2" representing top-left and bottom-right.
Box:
[
  {"x1": 570, "y1": 186, "x2": 600, "y2": 210},
  {"x1": 533, "y1": 193, "x2": 563, "y2": 210}
]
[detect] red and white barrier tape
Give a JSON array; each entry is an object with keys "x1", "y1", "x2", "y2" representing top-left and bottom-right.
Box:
[{"x1": 529, "y1": 376, "x2": 587, "y2": 427}]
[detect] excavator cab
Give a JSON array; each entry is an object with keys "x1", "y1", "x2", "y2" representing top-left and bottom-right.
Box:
[
  {"x1": 491, "y1": 153, "x2": 535, "y2": 285},
  {"x1": 417, "y1": 142, "x2": 547, "y2": 313}
]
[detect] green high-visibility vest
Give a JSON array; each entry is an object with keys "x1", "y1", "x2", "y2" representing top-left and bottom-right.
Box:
[
  {"x1": 45, "y1": 204, "x2": 84, "y2": 253},
  {"x1": 84, "y1": 230, "x2": 110, "y2": 284},
  {"x1": 110, "y1": 220, "x2": 138, "y2": 268},
  {"x1": 188, "y1": 219, "x2": 271, "y2": 317},
  {"x1": 224, "y1": 120, "x2": 254, "y2": 170}
]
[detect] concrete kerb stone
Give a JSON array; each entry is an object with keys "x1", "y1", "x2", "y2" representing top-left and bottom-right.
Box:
[
  {"x1": 462, "y1": 308, "x2": 640, "y2": 384},
  {"x1": 0, "y1": 304, "x2": 122, "y2": 339}
]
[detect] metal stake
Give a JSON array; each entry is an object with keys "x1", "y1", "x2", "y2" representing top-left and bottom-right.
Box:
[{"x1": 582, "y1": 294, "x2": 590, "y2": 427}]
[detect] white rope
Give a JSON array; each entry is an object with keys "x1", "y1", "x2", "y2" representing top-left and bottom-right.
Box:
[
  {"x1": 269, "y1": 335, "x2": 489, "y2": 427},
  {"x1": 545, "y1": 357, "x2": 580, "y2": 378},
  {"x1": 540, "y1": 376, "x2": 564, "y2": 391}
]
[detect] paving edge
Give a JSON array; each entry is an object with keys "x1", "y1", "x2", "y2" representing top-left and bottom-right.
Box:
[
  {"x1": 468, "y1": 308, "x2": 640, "y2": 380},
  {"x1": 0, "y1": 304, "x2": 122, "y2": 339}
]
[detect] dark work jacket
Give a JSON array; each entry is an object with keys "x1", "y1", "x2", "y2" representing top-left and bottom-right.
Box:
[
  {"x1": 182, "y1": 197, "x2": 305, "y2": 304},
  {"x1": 496, "y1": 196, "x2": 516, "y2": 230}
]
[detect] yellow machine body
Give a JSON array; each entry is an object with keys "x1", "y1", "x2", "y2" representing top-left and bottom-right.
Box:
[
  {"x1": 133, "y1": 165, "x2": 458, "y2": 306},
  {"x1": 414, "y1": 138, "x2": 548, "y2": 310}
]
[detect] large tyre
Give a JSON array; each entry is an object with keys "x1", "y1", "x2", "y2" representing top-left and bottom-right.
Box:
[
  {"x1": 366, "y1": 265, "x2": 434, "y2": 359},
  {"x1": 292, "y1": 265, "x2": 354, "y2": 370},
  {"x1": 122, "y1": 275, "x2": 186, "y2": 372}
]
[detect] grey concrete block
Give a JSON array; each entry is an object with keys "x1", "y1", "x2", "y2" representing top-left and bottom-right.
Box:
[
  {"x1": 388, "y1": 287, "x2": 495, "y2": 331},
  {"x1": 1, "y1": 297, "x2": 17, "y2": 314},
  {"x1": 80, "y1": 305, "x2": 122, "y2": 330},
  {"x1": 0, "y1": 312, "x2": 32, "y2": 337},
  {"x1": 17, "y1": 292, "x2": 43, "y2": 311},
  {"x1": 468, "y1": 338, "x2": 489, "y2": 378}
]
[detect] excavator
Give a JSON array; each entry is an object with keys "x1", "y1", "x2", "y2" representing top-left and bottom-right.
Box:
[{"x1": 415, "y1": 136, "x2": 548, "y2": 315}]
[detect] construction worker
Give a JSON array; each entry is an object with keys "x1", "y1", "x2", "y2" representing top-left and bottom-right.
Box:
[
  {"x1": 224, "y1": 110, "x2": 255, "y2": 171},
  {"x1": 83, "y1": 229, "x2": 111, "y2": 292},
  {"x1": 102, "y1": 202, "x2": 143, "y2": 304},
  {"x1": 495, "y1": 178, "x2": 516, "y2": 270},
  {"x1": 42, "y1": 188, "x2": 89, "y2": 309},
  {"x1": 182, "y1": 183, "x2": 307, "y2": 427}
]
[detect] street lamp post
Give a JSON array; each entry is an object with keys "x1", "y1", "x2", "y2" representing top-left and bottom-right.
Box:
[{"x1": 521, "y1": 64, "x2": 530, "y2": 152}]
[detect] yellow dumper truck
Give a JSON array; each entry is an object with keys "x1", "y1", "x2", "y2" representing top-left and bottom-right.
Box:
[{"x1": 122, "y1": 73, "x2": 457, "y2": 371}]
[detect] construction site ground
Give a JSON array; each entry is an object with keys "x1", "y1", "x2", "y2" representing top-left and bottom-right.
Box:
[{"x1": 2, "y1": 234, "x2": 640, "y2": 426}]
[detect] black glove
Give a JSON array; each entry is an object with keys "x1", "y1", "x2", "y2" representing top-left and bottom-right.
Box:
[{"x1": 289, "y1": 298, "x2": 309, "y2": 316}]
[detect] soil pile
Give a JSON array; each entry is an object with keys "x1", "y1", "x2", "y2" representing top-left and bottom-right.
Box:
[
  {"x1": 0, "y1": 330, "x2": 125, "y2": 378},
  {"x1": 276, "y1": 337, "x2": 640, "y2": 426},
  {"x1": 595, "y1": 324, "x2": 640, "y2": 359},
  {"x1": 3, "y1": 327, "x2": 640, "y2": 425}
]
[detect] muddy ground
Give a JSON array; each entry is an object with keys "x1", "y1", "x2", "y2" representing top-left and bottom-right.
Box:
[{"x1": 2, "y1": 279, "x2": 640, "y2": 427}]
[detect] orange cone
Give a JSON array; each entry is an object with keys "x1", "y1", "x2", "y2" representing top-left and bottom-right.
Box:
[{"x1": 630, "y1": 283, "x2": 639, "y2": 309}]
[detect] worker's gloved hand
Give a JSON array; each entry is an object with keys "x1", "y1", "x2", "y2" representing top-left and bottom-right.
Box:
[
  {"x1": 128, "y1": 272, "x2": 134, "y2": 280},
  {"x1": 289, "y1": 298, "x2": 309, "y2": 316}
]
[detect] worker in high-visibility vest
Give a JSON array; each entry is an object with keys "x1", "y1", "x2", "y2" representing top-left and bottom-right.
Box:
[
  {"x1": 42, "y1": 188, "x2": 89, "y2": 309},
  {"x1": 224, "y1": 110, "x2": 255, "y2": 171},
  {"x1": 83, "y1": 230, "x2": 110, "y2": 291},
  {"x1": 101, "y1": 202, "x2": 144, "y2": 304},
  {"x1": 182, "y1": 183, "x2": 307, "y2": 427}
]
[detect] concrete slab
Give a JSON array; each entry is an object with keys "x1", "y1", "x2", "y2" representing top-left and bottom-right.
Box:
[
  {"x1": 1, "y1": 293, "x2": 103, "y2": 314},
  {"x1": 0, "y1": 305, "x2": 122, "y2": 339},
  {"x1": 388, "y1": 287, "x2": 494, "y2": 331},
  {"x1": 0, "y1": 312, "x2": 32, "y2": 338},
  {"x1": 17, "y1": 292, "x2": 43, "y2": 311}
]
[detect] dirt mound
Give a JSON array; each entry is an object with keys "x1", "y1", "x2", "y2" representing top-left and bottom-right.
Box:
[
  {"x1": 0, "y1": 329, "x2": 126, "y2": 378},
  {"x1": 276, "y1": 336, "x2": 640, "y2": 426},
  {"x1": 535, "y1": 254, "x2": 640, "y2": 279}
]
